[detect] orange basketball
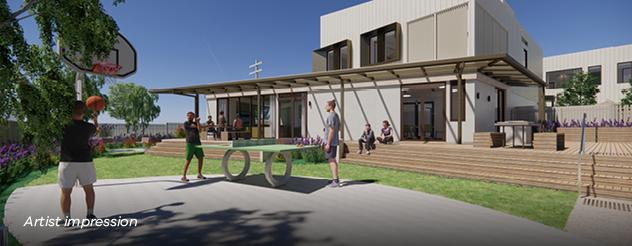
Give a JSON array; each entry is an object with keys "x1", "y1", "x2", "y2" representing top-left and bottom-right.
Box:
[{"x1": 86, "y1": 96, "x2": 106, "y2": 111}]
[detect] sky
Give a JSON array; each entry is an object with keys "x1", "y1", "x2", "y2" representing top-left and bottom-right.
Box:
[{"x1": 9, "y1": 0, "x2": 632, "y2": 123}]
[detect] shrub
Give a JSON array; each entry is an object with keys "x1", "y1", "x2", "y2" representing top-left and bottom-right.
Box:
[
  {"x1": 301, "y1": 147, "x2": 327, "y2": 163},
  {"x1": 175, "y1": 125, "x2": 186, "y2": 138},
  {"x1": 122, "y1": 137, "x2": 137, "y2": 148},
  {"x1": 0, "y1": 144, "x2": 36, "y2": 185},
  {"x1": 90, "y1": 138, "x2": 107, "y2": 158}
]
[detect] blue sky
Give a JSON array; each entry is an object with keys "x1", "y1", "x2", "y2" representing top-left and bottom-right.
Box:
[{"x1": 9, "y1": 0, "x2": 632, "y2": 123}]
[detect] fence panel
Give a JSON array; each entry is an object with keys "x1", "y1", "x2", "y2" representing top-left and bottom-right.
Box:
[
  {"x1": 0, "y1": 121, "x2": 22, "y2": 144},
  {"x1": 553, "y1": 102, "x2": 619, "y2": 122},
  {"x1": 617, "y1": 105, "x2": 632, "y2": 122},
  {"x1": 553, "y1": 103, "x2": 632, "y2": 122},
  {"x1": 101, "y1": 122, "x2": 182, "y2": 137}
]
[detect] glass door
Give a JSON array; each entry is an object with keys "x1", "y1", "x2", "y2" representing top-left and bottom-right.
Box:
[
  {"x1": 423, "y1": 102, "x2": 435, "y2": 139},
  {"x1": 278, "y1": 93, "x2": 305, "y2": 138},
  {"x1": 402, "y1": 102, "x2": 419, "y2": 140}
]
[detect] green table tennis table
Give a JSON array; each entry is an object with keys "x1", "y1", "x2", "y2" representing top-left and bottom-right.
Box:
[{"x1": 197, "y1": 144, "x2": 319, "y2": 187}]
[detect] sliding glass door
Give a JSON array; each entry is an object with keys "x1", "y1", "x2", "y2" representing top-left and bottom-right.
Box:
[{"x1": 278, "y1": 93, "x2": 306, "y2": 138}]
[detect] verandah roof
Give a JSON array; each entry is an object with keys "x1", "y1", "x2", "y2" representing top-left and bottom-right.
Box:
[{"x1": 149, "y1": 53, "x2": 545, "y2": 96}]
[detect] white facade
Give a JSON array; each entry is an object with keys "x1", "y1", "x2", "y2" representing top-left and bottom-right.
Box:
[
  {"x1": 544, "y1": 44, "x2": 632, "y2": 104},
  {"x1": 205, "y1": 0, "x2": 542, "y2": 145}
]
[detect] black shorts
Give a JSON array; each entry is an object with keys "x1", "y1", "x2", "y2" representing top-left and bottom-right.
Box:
[{"x1": 325, "y1": 145, "x2": 338, "y2": 160}]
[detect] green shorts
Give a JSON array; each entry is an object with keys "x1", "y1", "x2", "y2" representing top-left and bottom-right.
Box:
[{"x1": 185, "y1": 143, "x2": 204, "y2": 160}]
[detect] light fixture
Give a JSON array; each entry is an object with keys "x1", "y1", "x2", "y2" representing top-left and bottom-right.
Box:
[
  {"x1": 403, "y1": 94, "x2": 411, "y2": 98},
  {"x1": 438, "y1": 85, "x2": 446, "y2": 89}
]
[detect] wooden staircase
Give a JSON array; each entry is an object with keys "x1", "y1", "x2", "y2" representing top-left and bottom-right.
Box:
[
  {"x1": 145, "y1": 139, "x2": 632, "y2": 201},
  {"x1": 344, "y1": 142, "x2": 632, "y2": 201}
]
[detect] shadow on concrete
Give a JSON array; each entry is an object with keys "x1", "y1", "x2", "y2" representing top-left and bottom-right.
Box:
[
  {"x1": 165, "y1": 177, "x2": 226, "y2": 190},
  {"x1": 341, "y1": 179, "x2": 378, "y2": 187},
  {"x1": 95, "y1": 179, "x2": 185, "y2": 188},
  {"x1": 232, "y1": 174, "x2": 329, "y2": 194},
  {"x1": 45, "y1": 204, "x2": 335, "y2": 246}
]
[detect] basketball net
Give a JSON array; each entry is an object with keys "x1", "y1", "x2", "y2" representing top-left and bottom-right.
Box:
[{"x1": 92, "y1": 61, "x2": 120, "y2": 84}]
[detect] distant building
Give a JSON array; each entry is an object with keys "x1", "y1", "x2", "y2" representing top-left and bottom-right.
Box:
[
  {"x1": 543, "y1": 44, "x2": 632, "y2": 106},
  {"x1": 152, "y1": 0, "x2": 546, "y2": 145}
]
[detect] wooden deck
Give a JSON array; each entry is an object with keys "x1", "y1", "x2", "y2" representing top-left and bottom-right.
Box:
[
  {"x1": 147, "y1": 139, "x2": 632, "y2": 201},
  {"x1": 562, "y1": 142, "x2": 632, "y2": 157}
]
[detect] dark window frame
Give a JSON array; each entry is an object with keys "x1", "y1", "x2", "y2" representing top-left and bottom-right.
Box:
[
  {"x1": 523, "y1": 49, "x2": 528, "y2": 68},
  {"x1": 546, "y1": 68, "x2": 583, "y2": 89},
  {"x1": 587, "y1": 65, "x2": 602, "y2": 85},
  {"x1": 618, "y1": 61, "x2": 632, "y2": 84},
  {"x1": 315, "y1": 40, "x2": 352, "y2": 71},
  {"x1": 361, "y1": 22, "x2": 402, "y2": 66}
]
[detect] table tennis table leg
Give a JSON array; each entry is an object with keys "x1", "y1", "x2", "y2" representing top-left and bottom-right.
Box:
[
  {"x1": 263, "y1": 151, "x2": 292, "y2": 187},
  {"x1": 221, "y1": 149, "x2": 251, "y2": 181}
]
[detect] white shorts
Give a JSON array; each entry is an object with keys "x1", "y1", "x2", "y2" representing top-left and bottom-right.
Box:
[{"x1": 58, "y1": 162, "x2": 97, "y2": 188}]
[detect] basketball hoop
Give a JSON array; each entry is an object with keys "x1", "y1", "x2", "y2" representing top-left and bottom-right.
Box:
[{"x1": 91, "y1": 61, "x2": 122, "y2": 76}]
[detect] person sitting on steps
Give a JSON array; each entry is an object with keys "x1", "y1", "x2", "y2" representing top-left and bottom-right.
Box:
[
  {"x1": 377, "y1": 120, "x2": 394, "y2": 144},
  {"x1": 358, "y1": 123, "x2": 375, "y2": 155}
]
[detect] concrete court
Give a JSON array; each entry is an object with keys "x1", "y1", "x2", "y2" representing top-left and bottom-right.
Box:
[{"x1": 4, "y1": 175, "x2": 603, "y2": 246}]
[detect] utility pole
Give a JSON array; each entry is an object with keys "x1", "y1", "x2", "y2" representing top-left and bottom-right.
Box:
[{"x1": 249, "y1": 59, "x2": 263, "y2": 79}]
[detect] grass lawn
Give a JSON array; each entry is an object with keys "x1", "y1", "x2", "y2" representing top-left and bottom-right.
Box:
[{"x1": 16, "y1": 154, "x2": 577, "y2": 230}]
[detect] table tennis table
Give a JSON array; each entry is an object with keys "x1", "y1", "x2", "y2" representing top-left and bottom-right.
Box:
[{"x1": 197, "y1": 143, "x2": 319, "y2": 187}]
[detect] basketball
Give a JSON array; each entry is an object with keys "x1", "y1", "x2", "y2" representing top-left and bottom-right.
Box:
[{"x1": 86, "y1": 96, "x2": 106, "y2": 111}]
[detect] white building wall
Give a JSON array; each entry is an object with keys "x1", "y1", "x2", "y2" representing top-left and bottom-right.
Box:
[
  {"x1": 543, "y1": 44, "x2": 632, "y2": 103},
  {"x1": 320, "y1": 0, "x2": 470, "y2": 68},
  {"x1": 306, "y1": 81, "x2": 402, "y2": 141},
  {"x1": 320, "y1": 0, "x2": 543, "y2": 77},
  {"x1": 473, "y1": 0, "x2": 543, "y2": 77},
  {"x1": 446, "y1": 81, "x2": 476, "y2": 144},
  {"x1": 474, "y1": 81, "x2": 497, "y2": 132}
]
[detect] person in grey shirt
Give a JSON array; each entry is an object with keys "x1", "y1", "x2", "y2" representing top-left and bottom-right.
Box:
[{"x1": 324, "y1": 99, "x2": 341, "y2": 187}]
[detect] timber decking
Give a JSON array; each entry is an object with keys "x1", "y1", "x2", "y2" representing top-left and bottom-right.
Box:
[{"x1": 146, "y1": 139, "x2": 632, "y2": 201}]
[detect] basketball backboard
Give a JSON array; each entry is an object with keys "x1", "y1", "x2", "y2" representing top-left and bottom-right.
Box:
[{"x1": 59, "y1": 33, "x2": 137, "y2": 78}]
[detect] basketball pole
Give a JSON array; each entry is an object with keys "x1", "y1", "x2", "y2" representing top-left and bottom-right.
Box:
[{"x1": 75, "y1": 71, "x2": 84, "y2": 100}]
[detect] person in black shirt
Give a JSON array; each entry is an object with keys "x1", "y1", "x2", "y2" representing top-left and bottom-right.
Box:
[
  {"x1": 181, "y1": 112, "x2": 208, "y2": 182},
  {"x1": 58, "y1": 101, "x2": 99, "y2": 223}
]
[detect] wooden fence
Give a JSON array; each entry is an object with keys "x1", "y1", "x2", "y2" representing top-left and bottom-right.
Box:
[
  {"x1": 0, "y1": 121, "x2": 22, "y2": 144},
  {"x1": 1, "y1": 121, "x2": 182, "y2": 144},
  {"x1": 101, "y1": 123, "x2": 182, "y2": 137},
  {"x1": 553, "y1": 102, "x2": 632, "y2": 122}
]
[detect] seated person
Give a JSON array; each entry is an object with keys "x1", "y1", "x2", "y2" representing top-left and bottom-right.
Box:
[
  {"x1": 358, "y1": 123, "x2": 375, "y2": 155},
  {"x1": 376, "y1": 120, "x2": 394, "y2": 144},
  {"x1": 206, "y1": 116, "x2": 217, "y2": 140}
]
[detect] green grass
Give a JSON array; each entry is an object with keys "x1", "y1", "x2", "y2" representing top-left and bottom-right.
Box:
[{"x1": 17, "y1": 155, "x2": 576, "y2": 230}]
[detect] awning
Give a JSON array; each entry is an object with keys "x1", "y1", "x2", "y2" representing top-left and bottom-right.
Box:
[{"x1": 149, "y1": 53, "x2": 545, "y2": 95}]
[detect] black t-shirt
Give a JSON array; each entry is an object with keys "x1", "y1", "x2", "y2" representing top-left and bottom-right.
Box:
[
  {"x1": 60, "y1": 120, "x2": 96, "y2": 162},
  {"x1": 184, "y1": 120, "x2": 201, "y2": 144}
]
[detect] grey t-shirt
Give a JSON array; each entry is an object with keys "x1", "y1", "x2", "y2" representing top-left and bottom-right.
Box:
[{"x1": 324, "y1": 112, "x2": 340, "y2": 146}]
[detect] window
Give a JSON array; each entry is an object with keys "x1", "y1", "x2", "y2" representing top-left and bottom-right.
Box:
[
  {"x1": 618, "y1": 62, "x2": 632, "y2": 84},
  {"x1": 369, "y1": 36, "x2": 378, "y2": 64},
  {"x1": 385, "y1": 30, "x2": 396, "y2": 60},
  {"x1": 588, "y1": 65, "x2": 602, "y2": 85},
  {"x1": 450, "y1": 80, "x2": 466, "y2": 121},
  {"x1": 546, "y1": 68, "x2": 582, "y2": 89},
  {"x1": 523, "y1": 49, "x2": 528, "y2": 68},
  {"x1": 361, "y1": 23, "x2": 401, "y2": 66},
  {"x1": 326, "y1": 50, "x2": 335, "y2": 71},
  {"x1": 314, "y1": 40, "x2": 351, "y2": 71},
  {"x1": 339, "y1": 45, "x2": 348, "y2": 69}
]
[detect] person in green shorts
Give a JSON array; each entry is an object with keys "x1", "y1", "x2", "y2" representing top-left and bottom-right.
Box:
[{"x1": 181, "y1": 112, "x2": 207, "y2": 182}]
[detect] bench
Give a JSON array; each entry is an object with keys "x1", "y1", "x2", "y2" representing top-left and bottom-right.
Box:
[{"x1": 220, "y1": 131, "x2": 251, "y2": 141}]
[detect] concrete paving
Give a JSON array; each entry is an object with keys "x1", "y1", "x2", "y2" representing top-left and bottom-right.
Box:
[
  {"x1": 565, "y1": 197, "x2": 632, "y2": 246},
  {"x1": 5, "y1": 175, "x2": 602, "y2": 246}
]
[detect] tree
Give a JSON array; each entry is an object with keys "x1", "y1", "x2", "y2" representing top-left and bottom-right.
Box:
[
  {"x1": 108, "y1": 83, "x2": 160, "y2": 135},
  {"x1": 556, "y1": 72, "x2": 600, "y2": 106},
  {"x1": 1, "y1": 0, "x2": 122, "y2": 168},
  {"x1": 622, "y1": 78, "x2": 632, "y2": 106}
]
